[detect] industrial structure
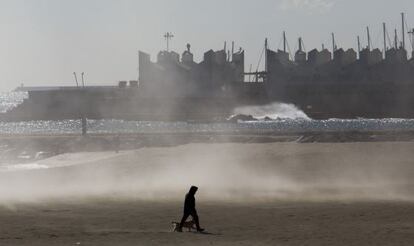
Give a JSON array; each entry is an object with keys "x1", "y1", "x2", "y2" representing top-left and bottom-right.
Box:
[{"x1": 3, "y1": 14, "x2": 414, "y2": 121}]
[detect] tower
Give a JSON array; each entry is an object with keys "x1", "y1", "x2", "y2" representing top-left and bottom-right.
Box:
[{"x1": 164, "y1": 32, "x2": 174, "y2": 52}]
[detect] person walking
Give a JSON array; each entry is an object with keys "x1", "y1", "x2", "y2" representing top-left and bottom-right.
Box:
[{"x1": 177, "y1": 186, "x2": 204, "y2": 232}]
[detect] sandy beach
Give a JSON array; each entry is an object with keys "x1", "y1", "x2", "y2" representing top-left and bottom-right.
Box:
[
  {"x1": 0, "y1": 140, "x2": 413, "y2": 245},
  {"x1": 1, "y1": 200, "x2": 413, "y2": 246}
]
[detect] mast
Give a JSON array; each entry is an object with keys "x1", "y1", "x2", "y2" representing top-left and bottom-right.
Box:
[
  {"x1": 394, "y1": 29, "x2": 398, "y2": 49},
  {"x1": 402, "y1": 12, "x2": 406, "y2": 50},
  {"x1": 383, "y1": 23, "x2": 387, "y2": 58},
  {"x1": 366, "y1": 26, "x2": 371, "y2": 50},
  {"x1": 81, "y1": 72, "x2": 85, "y2": 88},
  {"x1": 409, "y1": 28, "x2": 414, "y2": 51},
  {"x1": 332, "y1": 33, "x2": 336, "y2": 59},
  {"x1": 283, "y1": 31, "x2": 286, "y2": 53},
  {"x1": 249, "y1": 64, "x2": 252, "y2": 82},
  {"x1": 298, "y1": 37, "x2": 303, "y2": 52},
  {"x1": 357, "y1": 36, "x2": 361, "y2": 54},
  {"x1": 264, "y1": 38, "x2": 268, "y2": 74},
  {"x1": 224, "y1": 41, "x2": 229, "y2": 61},
  {"x1": 73, "y1": 72, "x2": 79, "y2": 87}
]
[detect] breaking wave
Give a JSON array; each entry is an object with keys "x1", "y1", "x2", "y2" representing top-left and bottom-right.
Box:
[{"x1": 233, "y1": 103, "x2": 310, "y2": 120}]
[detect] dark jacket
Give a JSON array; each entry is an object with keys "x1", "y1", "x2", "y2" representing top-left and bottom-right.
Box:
[{"x1": 184, "y1": 186, "x2": 198, "y2": 213}]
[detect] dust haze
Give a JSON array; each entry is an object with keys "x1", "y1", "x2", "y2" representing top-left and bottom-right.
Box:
[{"x1": 0, "y1": 142, "x2": 413, "y2": 206}]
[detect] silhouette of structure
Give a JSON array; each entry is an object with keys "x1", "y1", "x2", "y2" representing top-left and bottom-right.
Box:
[{"x1": 3, "y1": 14, "x2": 414, "y2": 121}]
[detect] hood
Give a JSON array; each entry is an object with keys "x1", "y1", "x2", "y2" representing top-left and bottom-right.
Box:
[{"x1": 189, "y1": 186, "x2": 198, "y2": 195}]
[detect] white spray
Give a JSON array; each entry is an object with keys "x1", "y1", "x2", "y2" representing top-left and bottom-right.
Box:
[{"x1": 233, "y1": 102, "x2": 310, "y2": 120}]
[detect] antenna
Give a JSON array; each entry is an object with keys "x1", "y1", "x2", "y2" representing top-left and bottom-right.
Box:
[
  {"x1": 164, "y1": 32, "x2": 174, "y2": 52},
  {"x1": 73, "y1": 72, "x2": 79, "y2": 87},
  {"x1": 298, "y1": 37, "x2": 303, "y2": 52},
  {"x1": 357, "y1": 36, "x2": 361, "y2": 54},
  {"x1": 283, "y1": 31, "x2": 286, "y2": 53}
]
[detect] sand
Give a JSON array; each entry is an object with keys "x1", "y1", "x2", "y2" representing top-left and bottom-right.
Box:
[
  {"x1": 0, "y1": 141, "x2": 413, "y2": 245},
  {"x1": 1, "y1": 200, "x2": 413, "y2": 246}
]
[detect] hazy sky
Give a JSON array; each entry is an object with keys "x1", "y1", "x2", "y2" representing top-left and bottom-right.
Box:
[{"x1": 1, "y1": 0, "x2": 413, "y2": 91}]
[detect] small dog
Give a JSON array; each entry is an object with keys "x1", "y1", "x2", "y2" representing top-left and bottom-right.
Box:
[{"x1": 172, "y1": 220, "x2": 196, "y2": 232}]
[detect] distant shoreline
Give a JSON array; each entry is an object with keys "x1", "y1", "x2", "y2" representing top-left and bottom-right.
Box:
[
  {"x1": 1, "y1": 129, "x2": 414, "y2": 141},
  {"x1": 1, "y1": 130, "x2": 414, "y2": 165}
]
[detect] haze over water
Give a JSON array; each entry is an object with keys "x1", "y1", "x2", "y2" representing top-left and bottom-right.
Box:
[{"x1": 1, "y1": 92, "x2": 414, "y2": 135}]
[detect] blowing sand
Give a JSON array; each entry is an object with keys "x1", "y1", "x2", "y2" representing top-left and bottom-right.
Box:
[{"x1": 0, "y1": 141, "x2": 413, "y2": 245}]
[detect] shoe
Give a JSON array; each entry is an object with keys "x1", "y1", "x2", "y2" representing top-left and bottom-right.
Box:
[{"x1": 197, "y1": 228, "x2": 205, "y2": 232}]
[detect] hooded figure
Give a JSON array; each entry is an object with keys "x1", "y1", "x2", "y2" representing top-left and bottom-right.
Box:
[{"x1": 178, "y1": 186, "x2": 204, "y2": 232}]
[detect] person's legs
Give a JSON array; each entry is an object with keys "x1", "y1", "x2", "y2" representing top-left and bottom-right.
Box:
[
  {"x1": 178, "y1": 212, "x2": 190, "y2": 230},
  {"x1": 190, "y1": 211, "x2": 204, "y2": 231}
]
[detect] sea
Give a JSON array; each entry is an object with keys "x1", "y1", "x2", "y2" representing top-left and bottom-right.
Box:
[
  {"x1": 2, "y1": 91, "x2": 414, "y2": 172},
  {"x1": 2, "y1": 91, "x2": 414, "y2": 135}
]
